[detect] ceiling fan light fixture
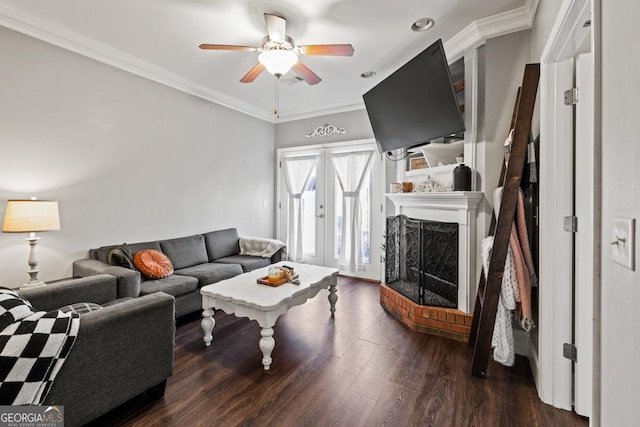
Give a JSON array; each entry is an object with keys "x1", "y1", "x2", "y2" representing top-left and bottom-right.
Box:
[{"x1": 259, "y1": 49, "x2": 298, "y2": 76}]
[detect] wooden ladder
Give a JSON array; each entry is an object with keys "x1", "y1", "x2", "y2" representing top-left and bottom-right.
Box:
[{"x1": 469, "y1": 63, "x2": 540, "y2": 377}]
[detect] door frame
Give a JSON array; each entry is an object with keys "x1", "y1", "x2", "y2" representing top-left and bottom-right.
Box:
[
  {"x1": 276, "y1": 138, "x2": 384, "y2": 280},
  {"x1": 537, "y1": 0, "x2": 598, "y2": 415}
]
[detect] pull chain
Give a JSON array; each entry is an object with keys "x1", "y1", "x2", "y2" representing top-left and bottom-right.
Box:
[{"x1": 274, "y1": 75, "x2": 280, "y2": 118}]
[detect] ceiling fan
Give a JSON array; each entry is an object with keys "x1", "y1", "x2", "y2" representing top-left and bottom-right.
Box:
[{"x1": 199, "y1": 13, "x2": 354, "y2": 85}]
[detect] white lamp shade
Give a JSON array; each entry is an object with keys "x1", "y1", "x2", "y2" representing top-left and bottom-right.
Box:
[
  {"x1": 2, "y1": 200, "x2": 61, "y2": 232},
  {"x1": 259, "y1": 49, "x2": 298, "y2": 76}
]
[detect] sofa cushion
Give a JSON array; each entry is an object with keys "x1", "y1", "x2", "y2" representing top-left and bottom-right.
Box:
[
  {"x1": 215, "y1": 255, "x2": 271, "y2": 272},
  {"x1": 174, "y1": 263, "x2": 243, "y2": 286},
  {"x1": 160, "y1": 235, "x2": 208, "y2": 270},
  {"x1": 134, "y1": 250, "x2": 174, "y2": 280},
  {"x1": 140, "y1": 274, "x2": 198, "y2": 298},
  {"x1": 94, "y1": 240, "x2": 162, "y2": 263},
  {"x1": 204, "y1": 228, "x2": 240, "y2": 261}
]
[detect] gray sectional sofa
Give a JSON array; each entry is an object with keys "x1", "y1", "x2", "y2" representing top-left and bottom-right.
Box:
[
  {"x1": 73, "y1": 228, "x2": 284, "y2": 318},
  {"x1": 20, "y1": 274, "x2": 175, "y2": 427}
]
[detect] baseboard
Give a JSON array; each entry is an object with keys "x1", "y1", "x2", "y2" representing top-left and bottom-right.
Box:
[{"x1": 528, "y1": 335, "x2": 540, "y2": 393}]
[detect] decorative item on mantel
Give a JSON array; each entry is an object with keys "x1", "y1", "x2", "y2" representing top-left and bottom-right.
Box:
[
  {"x1": 305, "y1": 123, "x2": 348, "y2": 138},
  {"x1": 414, "y1": 175, "x2": 451, "y2": 193},
  {"x1": 453, "y1": 163, "x2": 472, "y2": 191}
]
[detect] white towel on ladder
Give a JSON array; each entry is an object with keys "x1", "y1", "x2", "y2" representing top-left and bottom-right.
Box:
[{"x1": 482, "y1": 235, "x2": 516, "y2": 367}]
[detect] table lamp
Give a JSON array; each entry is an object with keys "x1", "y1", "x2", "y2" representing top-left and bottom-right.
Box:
[{"x1": 2, "y1": 199, "x2": 61, "y2": 287}]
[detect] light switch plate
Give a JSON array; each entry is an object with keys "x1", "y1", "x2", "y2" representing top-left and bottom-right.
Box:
[{"x1": 612, "y1": 217, "x2": 635, "y2": 270}]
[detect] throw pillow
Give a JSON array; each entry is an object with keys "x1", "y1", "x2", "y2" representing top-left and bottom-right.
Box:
[
  {"x1": 133, "y1": 249, "x2": 174, "y2": 280},
  {"x1": 59, "y1": 302, "x2": 103, "y2": 315},
  {"x1": 107, "y1": 244, "x2": 136, "y2": 270}
]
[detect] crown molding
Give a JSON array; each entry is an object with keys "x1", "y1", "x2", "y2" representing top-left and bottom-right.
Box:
[
  {"x1": 0, "y1": 2, "x2": 275, "y2": 123},
  {"x1": 444, "y1": 0, "x2": 539, "y2": 62},
  {"x1": 0, "y1": 1, "x2": 538, "y2": 123},
  {"x1": 276, "y1": 98, "x2": 364, "y2": 123}
]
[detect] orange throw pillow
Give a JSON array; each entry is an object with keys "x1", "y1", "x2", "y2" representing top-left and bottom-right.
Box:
[{"x1": 133, "y1": 249, "x2": 174, "y2": 280}]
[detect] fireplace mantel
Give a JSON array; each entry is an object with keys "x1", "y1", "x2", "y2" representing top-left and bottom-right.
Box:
[
  {"x1": 386, "y1": 191, "x2": 483, "y2": 313},
  {"x1": 386, "y1": 191, "x2": 483, "y2": 210}
]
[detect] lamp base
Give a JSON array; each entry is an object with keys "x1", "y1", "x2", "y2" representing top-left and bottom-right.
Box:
[{"x1": 20, "y1": 281, "x2": 47, "y2": 290}]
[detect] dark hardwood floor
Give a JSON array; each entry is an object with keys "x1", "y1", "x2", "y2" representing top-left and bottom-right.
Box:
[{"x1": 89, "y1": 277, "x2": 587, "y2": 426}]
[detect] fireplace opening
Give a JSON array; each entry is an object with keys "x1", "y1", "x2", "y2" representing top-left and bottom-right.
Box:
[{"x1": 385, "y1": 215, "x2": 458, "y2": 308}]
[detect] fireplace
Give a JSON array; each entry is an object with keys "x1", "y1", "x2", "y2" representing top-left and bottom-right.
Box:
[
  {"x1": 382, "y1": 192, "x2": 482, "y2": 340},
  {"x1": 385, "y1": 191, "x2": 483, "y2": 313},
  {"x1": 385, "y1": 215, "x2": 458, "y2": 308}
]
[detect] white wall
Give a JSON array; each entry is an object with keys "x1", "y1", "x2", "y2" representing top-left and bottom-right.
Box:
[
  {"x1": 531, "y1": 0, "x2": 564, "y2": 61},
  {"x1": 600, "y1": 1, "x2": 640, "y2": 424},
  {"x1": 0, "y1": 27, "x2": 275, "y2": 287},
  {"x1": 473, "y1": 29, "x2": 533, "y2": 287},
  {"x1": 530, "y1": 0, "x2": 564, "y2": 137},
  {"x1": 275, "y1": 109, "x2": 374, "y2": 149}
]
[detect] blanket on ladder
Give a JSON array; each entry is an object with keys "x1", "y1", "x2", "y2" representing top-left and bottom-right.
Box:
[
  {"x1": 482, "y1": 186, "x2": 537, "y2": 367},
  {"x1": 0, "y1": 288, "x2": 79, "y2": 405}
]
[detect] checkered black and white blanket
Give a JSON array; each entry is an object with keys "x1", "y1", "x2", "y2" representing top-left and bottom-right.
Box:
[{"x1": 0, "y1": 288, "x2": 79, "y2": 405}]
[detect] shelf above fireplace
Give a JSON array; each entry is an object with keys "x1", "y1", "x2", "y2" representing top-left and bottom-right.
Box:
[{"x1": 385, "y1": 191, "x2": 483, "y2": 210}]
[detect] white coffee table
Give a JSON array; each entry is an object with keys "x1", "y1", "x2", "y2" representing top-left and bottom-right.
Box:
[{"x1": 200, "y1": 262, "x2": 338, "y2": 370}]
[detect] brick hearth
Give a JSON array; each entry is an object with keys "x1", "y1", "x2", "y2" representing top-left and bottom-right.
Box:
[{"x1": 380, "y1": 284, "x2": 473, "y2": 342}]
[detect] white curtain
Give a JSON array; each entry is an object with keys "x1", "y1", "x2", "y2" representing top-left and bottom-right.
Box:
[
  {"x1": 332, "y1": 151, "x2": 373, "y2": 271},
  {"x1": 283, "y1": 155, "x2": 318, "y2": 262}
]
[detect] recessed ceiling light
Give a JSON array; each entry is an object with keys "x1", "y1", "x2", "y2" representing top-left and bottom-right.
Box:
[
  {"x1": 361, "y1": 71, "x2": 376, "y2": 78},
  {"x1": 411, "y1": 18, "x2": 435, "y2": 32}
]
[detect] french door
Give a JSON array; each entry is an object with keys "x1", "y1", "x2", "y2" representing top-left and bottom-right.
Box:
[{"x1": 277, "y1": 141, "x2": 382, "y2": 281}]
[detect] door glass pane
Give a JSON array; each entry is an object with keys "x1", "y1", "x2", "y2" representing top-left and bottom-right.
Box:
[
  {"x1": 334, "y1": 175, "x2": 342, "y2": 259},
  {"x1": 333, "y1": 168, "x2": 371, "y2": 264},
  {"x1": 360, "y1": 172, "x2": 371, "y2": 264},
  {"x1": 302, "y1": 167, "x2": 317, "y2": 256}
]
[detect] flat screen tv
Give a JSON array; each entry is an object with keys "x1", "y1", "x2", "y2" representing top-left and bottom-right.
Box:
[{"x1": 363, "y1": 39, "x2": 465, "y2": 153}]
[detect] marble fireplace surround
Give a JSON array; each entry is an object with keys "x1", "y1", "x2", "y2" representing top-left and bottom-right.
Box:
[{"x1": 385, "y1": 191, "x2": 483, "y2": 313}]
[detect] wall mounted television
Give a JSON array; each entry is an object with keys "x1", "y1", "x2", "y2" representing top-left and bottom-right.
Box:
[{"x1": 363, "y1": 39, "x2": 465, "y2": 154}]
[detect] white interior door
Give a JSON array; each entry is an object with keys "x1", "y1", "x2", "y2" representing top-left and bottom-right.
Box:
[
  {"x1": 574, "y1": 52, "x2": 594, "y2": 418},
  {"x1": 538, "y1": 0, "x2": 595, "y2": 416},
  {"x1": 539, "y1": 57, "x2": 575, "y2": 410},
  {"x1": 277, "y1": 141, "x2": 383, "y2": 281}
]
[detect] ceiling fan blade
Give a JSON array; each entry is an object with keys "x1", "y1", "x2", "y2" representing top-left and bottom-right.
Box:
[
  {"x1": 240, "y1": 63, "x2": 265, "y2": 83},
  {"x1": 199, "y1": 44, "x2": 259, "y2": 52},
  {"x1": 293, "y1": 61, "x2": 321, "y2": 85},
  {"x1": 264, "y1": 13, "x2": 286, "y2": 44},
  {"x1": 297, "y1": 44, "x2": 355, "y2": 56}
]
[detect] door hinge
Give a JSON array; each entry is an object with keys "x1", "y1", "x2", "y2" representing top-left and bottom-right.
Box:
[
  {"x1": 563, "y1": 216, "x2": 577, "y2": 233},
  {"x1": 278, "y1": 201, "x2": 281, "y2": 209},
  {"x1": 563, "y1": 343, "x2": 577, "y2": 362},
  {"x1": 564, "y1": 88, "x2": 579, "y2": 105},
  {"x1": 279, "y1": 161, "x2": 282, "y2": 168}
]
